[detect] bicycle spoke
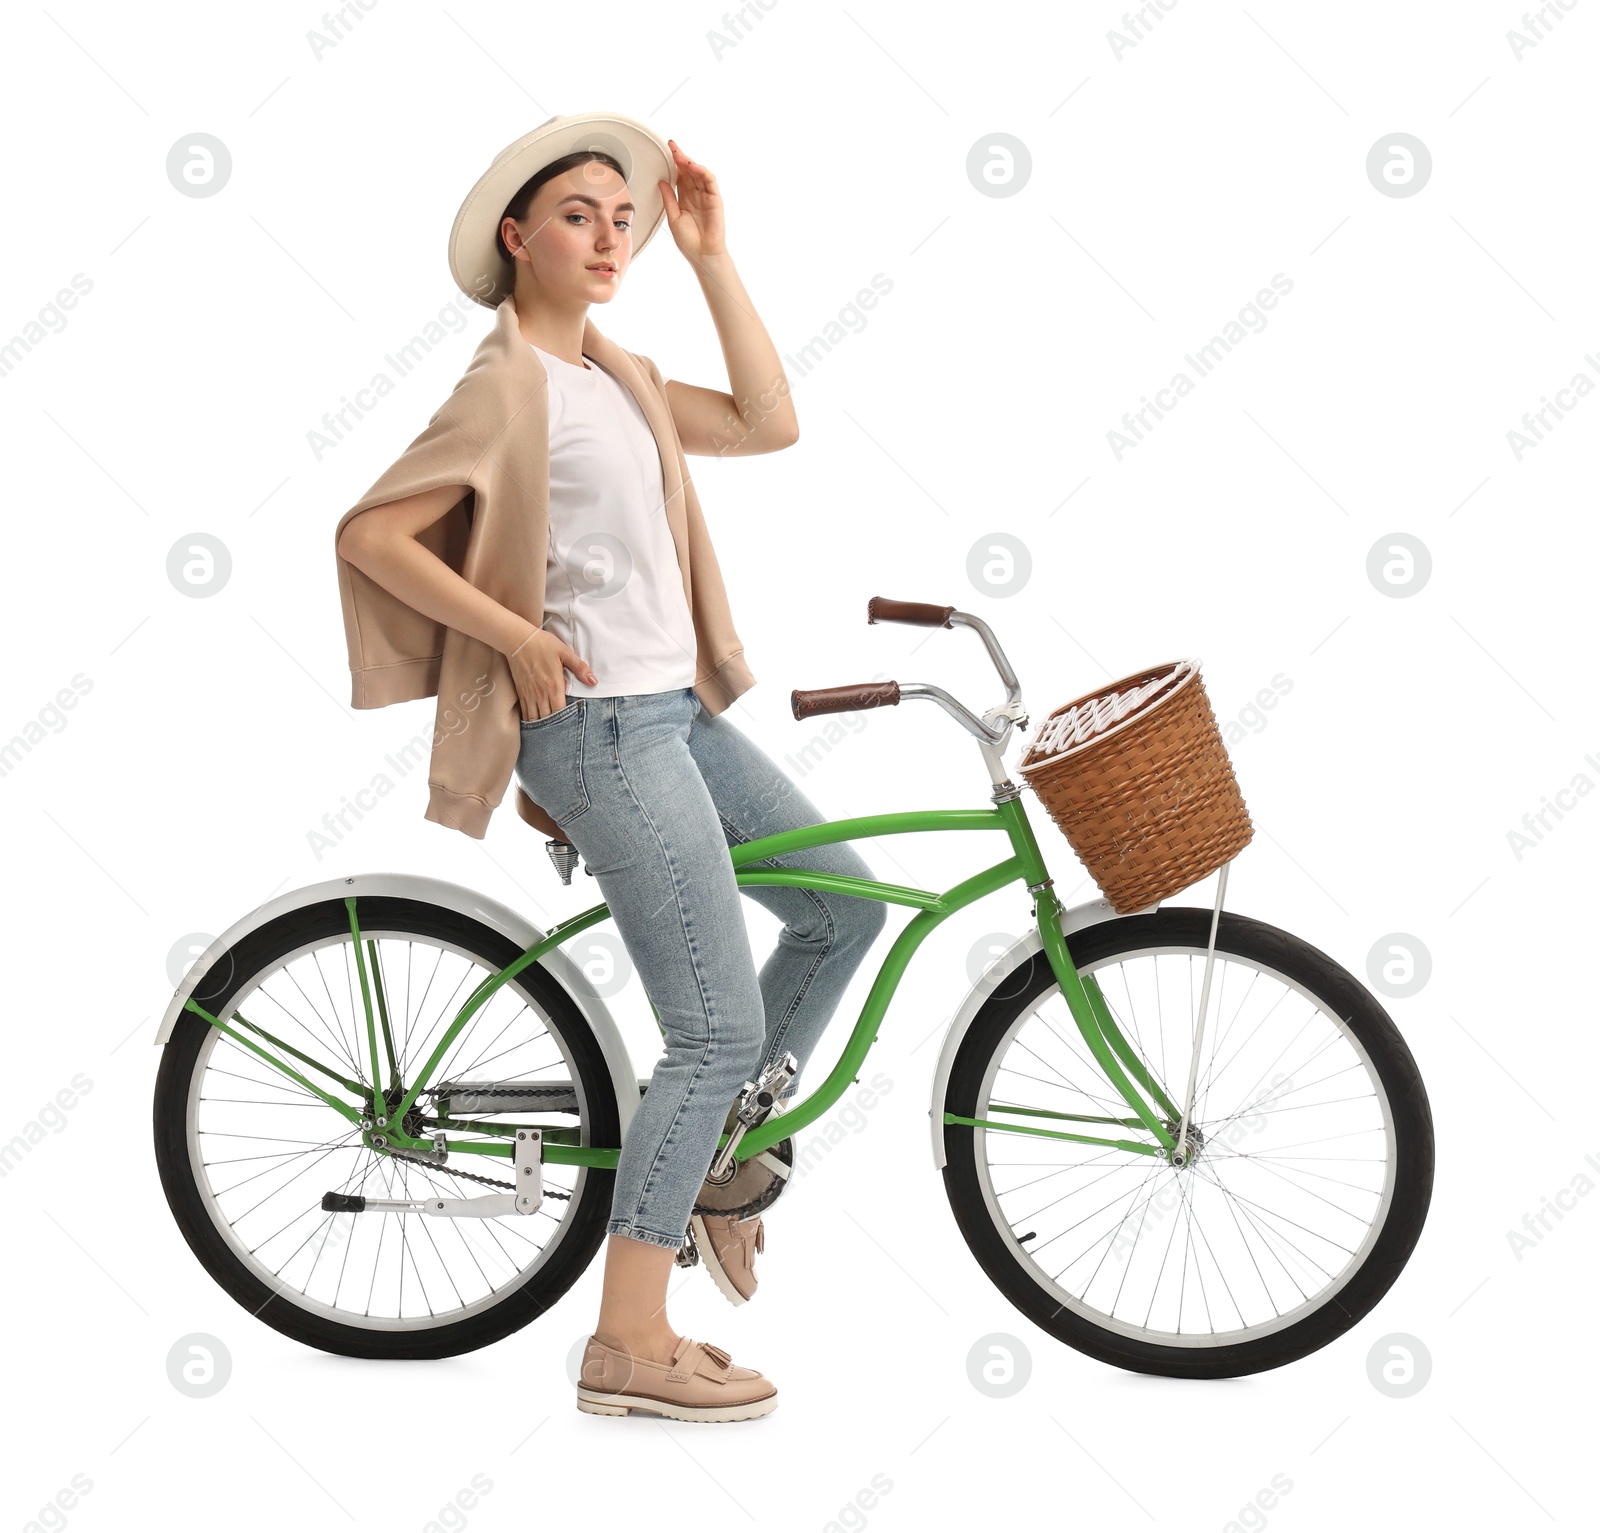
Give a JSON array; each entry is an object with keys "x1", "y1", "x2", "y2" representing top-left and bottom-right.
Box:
[{"x1": 1031, "y1": 1004, "x2": 1162, "y2": 1115}]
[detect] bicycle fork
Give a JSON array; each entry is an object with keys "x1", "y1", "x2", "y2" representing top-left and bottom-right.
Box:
[
  {"x1": 1029, "y1": 888, "x2": 1176, "y2": 1158},
  {"x1": 1028, "y1": 872, "x2": 1229, "y2": 1168}
]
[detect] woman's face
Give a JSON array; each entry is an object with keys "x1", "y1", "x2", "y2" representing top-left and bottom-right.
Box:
[{"x1": 504, "y1": 161, "x2": 633, "y2": 303}]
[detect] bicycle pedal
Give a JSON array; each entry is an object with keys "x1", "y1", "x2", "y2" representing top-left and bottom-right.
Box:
[
  {"x1": 732, "y1": 1052, "x2": 800, "y2": 1133},
  {"x1": 751, "y1": 1051, "x2": 799, "y2": 1111},
  {"x1": 675, "y1": 1223, "x2": 701, "y2": 1269}
]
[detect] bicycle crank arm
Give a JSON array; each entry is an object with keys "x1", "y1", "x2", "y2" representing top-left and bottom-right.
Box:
[{"x1": 707, "y1": 1053, "x2": 797, "y2": 1182}]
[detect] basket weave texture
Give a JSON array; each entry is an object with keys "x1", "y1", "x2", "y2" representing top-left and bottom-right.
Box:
[{"x1": 1016, "y1": 659, "x2": 1253, "y2": 914}]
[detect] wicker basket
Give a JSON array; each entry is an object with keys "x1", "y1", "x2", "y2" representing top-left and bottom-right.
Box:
[{"x1": 1016, "y1": 658, "x2": 1253, "y2": 913}]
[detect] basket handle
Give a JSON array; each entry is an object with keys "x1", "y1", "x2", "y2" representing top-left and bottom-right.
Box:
[
  {"x1": 867, "y1": 596, "x2": 955, "y2": 628},
  {"x1": 791, "y1": 681, "x2": 901, "y2": 720}
]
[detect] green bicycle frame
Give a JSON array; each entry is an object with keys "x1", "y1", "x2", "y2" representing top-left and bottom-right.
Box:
[{"x1": 183, "y1": 796, "x2": 1183, "y2": 1176}]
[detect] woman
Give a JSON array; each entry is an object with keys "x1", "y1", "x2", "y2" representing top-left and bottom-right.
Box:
[{"x1": 336, "y1": 115, "x2": 885, "y2": 1422}]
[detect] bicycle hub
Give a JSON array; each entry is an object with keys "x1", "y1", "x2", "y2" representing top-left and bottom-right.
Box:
[{"x1": 1164, "y1": 1120, "x2": 1206, "y2": 1168}]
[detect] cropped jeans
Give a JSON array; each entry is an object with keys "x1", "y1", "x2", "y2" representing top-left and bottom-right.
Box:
[{"x1": 514, "y1": 686, "x2": 887, "y2": 1251}]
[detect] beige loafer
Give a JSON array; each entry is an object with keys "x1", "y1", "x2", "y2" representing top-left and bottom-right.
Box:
[
  {"x1": 691, "y1": 1211, "x2": 764, "y2": 1306},
  {"x1": 576, "y1": 1333, "x2": 778, "y2": 1422}
]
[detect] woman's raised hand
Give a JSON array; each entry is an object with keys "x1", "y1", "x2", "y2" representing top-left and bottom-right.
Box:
[
  {"x1": 658, "y1": 138, "x2": 726, "y2": 262},
  {"x1": 507, "y1": 627, "x2": 596, "y2": 720}
]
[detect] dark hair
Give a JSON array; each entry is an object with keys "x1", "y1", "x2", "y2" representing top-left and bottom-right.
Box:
[{"x1": 495, "y1": 149, "x2": 629, "y2": 264}]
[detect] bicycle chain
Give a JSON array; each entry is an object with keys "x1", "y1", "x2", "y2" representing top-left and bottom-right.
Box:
[
  {"x1": 429, "y1": 1086, "x2": 580, "y2": 1101},
  {"x1": 381, "y1": 1146, "x2": 571, "y2": 1201}
]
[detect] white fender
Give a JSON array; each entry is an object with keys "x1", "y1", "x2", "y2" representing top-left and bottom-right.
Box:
[
  {"x1": 154, "y1": 871, "x2": 645, "y2": 1137},
  {"x1": 928, "y1": 895, "x2": 1158, "y2": 1169}
]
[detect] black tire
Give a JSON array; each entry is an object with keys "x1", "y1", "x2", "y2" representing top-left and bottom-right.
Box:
[
  {"x1": 153, "y1": 896, "x2": 621, "y2": 1359},
  {"x1": 941, "y1": 907, "x2": 1434, "y2": 1379}
]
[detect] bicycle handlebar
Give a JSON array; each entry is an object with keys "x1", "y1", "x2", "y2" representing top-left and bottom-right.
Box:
[
  {"x1": 866, "y1": 595, "x2": 956, "y2": 628},
  {"x1": 789, "y1": 596, "x2": 1026, "y2": 746}
]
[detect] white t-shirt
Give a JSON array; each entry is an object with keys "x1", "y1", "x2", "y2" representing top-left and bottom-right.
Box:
[{"x1": 532, "y1": 344, "x2": 698, "y2": 697}]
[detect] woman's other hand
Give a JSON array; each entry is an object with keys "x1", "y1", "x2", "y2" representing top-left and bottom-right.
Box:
[
  {"x1": 658, "y1": 139, "x2": 725, "y2": 262},
  {"x1": 508, "y1": 626, "x2": 596, "y2": 720}
]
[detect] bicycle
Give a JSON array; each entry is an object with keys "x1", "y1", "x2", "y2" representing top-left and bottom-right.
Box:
[{"x1": 152, "y1": 596, "x2": 1434, "y2": 1379}]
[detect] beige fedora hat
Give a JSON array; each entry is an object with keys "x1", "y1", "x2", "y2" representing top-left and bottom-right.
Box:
[{"x1": 448, "y1": 111, "x2": 676, "y2": 309}]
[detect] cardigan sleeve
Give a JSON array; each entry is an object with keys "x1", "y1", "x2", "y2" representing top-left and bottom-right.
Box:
[{"x1": 333, "y1": 379, "x2": 493, "y2": 709}]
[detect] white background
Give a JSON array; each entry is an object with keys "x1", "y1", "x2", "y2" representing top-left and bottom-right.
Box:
[{"x1": 2, "y1": 1, "x2": 1594, "y2": 1529}]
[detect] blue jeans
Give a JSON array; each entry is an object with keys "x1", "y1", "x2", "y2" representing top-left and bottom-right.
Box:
[{"x1": 514, "y1": 686, "x2": 887, "y2": 1251}]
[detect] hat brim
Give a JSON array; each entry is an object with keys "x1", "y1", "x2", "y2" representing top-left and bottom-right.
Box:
[{"x1": 448, "y1": 111, "x2": 674, "y2": 309}]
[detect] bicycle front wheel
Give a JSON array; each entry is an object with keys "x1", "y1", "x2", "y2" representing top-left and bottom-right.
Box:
[
  {"x1": 152, "y1": 895, "x2": 621, "y2": 1359},
  {"x1": 941, "y1": 907, "x2": 1433, "y2": 1378}
]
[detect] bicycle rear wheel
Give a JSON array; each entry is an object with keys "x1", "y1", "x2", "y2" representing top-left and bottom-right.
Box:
[
  {"x1": 152, "y1": 895, "x2": 620, "y2": 1359},
  {"x1": 941, "y1": 907, "x2": 1433, "y2": 1378}
]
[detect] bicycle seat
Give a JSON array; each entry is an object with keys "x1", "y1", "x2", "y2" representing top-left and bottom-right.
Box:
[
  {"x1": 515, "y1": 783, "x2": 565, "y2": 840},
  {"x1": 514, "y1": 785, "x2": 590, "y2": 882}
]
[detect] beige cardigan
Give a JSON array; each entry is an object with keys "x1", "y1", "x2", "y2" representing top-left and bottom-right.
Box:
[{"x1": 334, "y1": 294, "x2": 756, "y2": 840}]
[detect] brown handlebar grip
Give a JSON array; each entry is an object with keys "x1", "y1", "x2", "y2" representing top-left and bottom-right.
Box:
[
  {"x1": 791, "y1": 681, "x2": 901, "y2": 721},
  {"x1": 867, "y1": 596, "x2": 956, "y2": 628}
]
